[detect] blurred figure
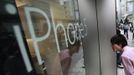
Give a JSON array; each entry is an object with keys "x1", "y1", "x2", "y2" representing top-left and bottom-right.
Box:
[
  {"x1": 116, "y1": 25, "x2": 121, "y2": 35},
  {"x1": 120, "y1": 19, "x2": 124, "y2": 30},
  {"x1": 59, "y1": 40, "x2": 80, "y2": 75},
  {"x1": 131, "y1": 25, "x2": 134, "y2": 40},
  {"x1": 123, "y1": 17, "x2": 129, "y2": 39},
  {"x1": 123, "y1": 24, "x2": 129, "y2": 39}
]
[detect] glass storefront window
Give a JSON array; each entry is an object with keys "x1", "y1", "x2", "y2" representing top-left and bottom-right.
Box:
[
  {"x1": 0, "y1": 0, "x2": 36, "y2": 75},
  {"x1": 15, "y1": 0, "x2": 86, "y2": 75}
]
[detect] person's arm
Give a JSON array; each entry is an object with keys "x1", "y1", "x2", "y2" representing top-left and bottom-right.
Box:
[
  {"x1": 122, "y1": 56, "x2": 134, "y2": 75},
  {"x1": 61, "y1": 57, "x2": 71, "y2": 75}
]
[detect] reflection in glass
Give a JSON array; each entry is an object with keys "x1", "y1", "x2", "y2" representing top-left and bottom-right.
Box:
[{"x1": 15, "y1": 0, "x2": 86, "y2": 75}]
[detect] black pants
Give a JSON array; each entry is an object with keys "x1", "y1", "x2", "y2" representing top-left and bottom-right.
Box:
[
  {"x1": 117, "y1": 53, "x2": 122, "y2": 65},
  {"x1": 124, "y1": 29, "x2": 128, "y2": 39}
]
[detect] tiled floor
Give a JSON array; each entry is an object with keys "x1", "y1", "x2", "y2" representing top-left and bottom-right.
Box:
[{"x1": 118, "y1": 29, "x2": 134, "y2": 75}]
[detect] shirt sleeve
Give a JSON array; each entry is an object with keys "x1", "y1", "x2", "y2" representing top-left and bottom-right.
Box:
[{"x1": 121, "y1": 56, "x2": 134, "y2": 75}]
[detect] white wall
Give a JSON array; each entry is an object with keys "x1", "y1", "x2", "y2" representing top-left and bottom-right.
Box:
[
  {"x1": 78, "y1": 0, "x2": 100, "y2": 75},
  {"x1": 96, "y1": 0, "x2": 117, "y2": 75},
  {"x1": 78, "y1": 0, "x2": 117, "y2": 75},
  {"x1": 116, "y1": 0, "x2": 121, "y2": 21}
]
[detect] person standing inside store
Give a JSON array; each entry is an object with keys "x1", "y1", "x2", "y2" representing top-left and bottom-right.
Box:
[
  {"x1": 110, "y1": 34, "x2": 134, "y2": 75},
  {"x1": 59, "y1": 40, "x2": 80, "y2": 75}
]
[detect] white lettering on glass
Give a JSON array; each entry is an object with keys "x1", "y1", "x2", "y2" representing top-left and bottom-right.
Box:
[
  {"x1": 79, "y1": 23, "x2": 85, "y2": 39},
  {"x1": 5, "y1": 4, "x2": 17, "y2": 15},
  {"x1": 50, "y1": 8, "x2": 61, "y2": 53},
  {"x1": 74, "y1": 22, "x2": 80, "y2": 40},
  {"x1": 13, "y1": 25, "x2": 32, "y2": 72},
  {"x1": 56, "y1": 23, "x2": 68, "y2": 47},
  {"x1": 24, "y1": 7, "x2": 51, "y2": 65},
  {"x1": 67, "y1": 23, "x2": 76, "y2": 45},
  {"x1": 23, "y1": 7, "x2": 87, "y2": 54}
]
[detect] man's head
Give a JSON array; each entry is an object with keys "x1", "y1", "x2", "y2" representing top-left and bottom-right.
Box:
[{"x1": 110, "y1": 34, "x2": 127, "y2": 52}]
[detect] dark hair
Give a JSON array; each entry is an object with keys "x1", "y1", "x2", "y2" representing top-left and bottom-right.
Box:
[
  {"x1": 116, "y1": 29, "x2": 121, "y2": 35},
  {"x1": 110, "y1": 34, "x2": 127, "y2": 48}
]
